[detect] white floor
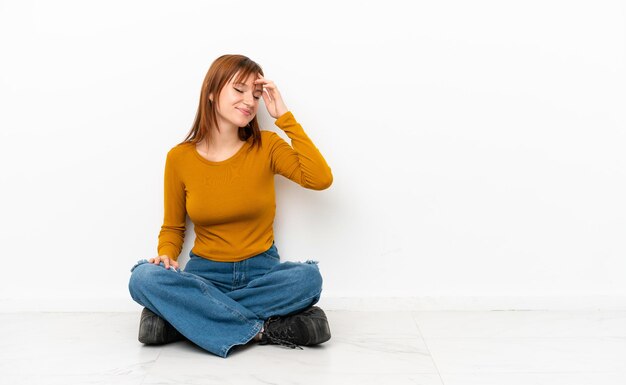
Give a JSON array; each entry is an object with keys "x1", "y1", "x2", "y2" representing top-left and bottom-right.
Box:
[{"x1": 1, "y1": 310, "x2": 625, "y2": 384}]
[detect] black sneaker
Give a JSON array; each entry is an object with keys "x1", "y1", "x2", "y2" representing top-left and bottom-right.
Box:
[
  {"x1": 259, "y1": 306, "x2": 331, "y2": 349},
  {"x1": 138, "y1": 307, "x2": 185, "y2": 345}
]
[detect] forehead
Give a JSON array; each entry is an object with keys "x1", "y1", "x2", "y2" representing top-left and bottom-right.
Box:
[{"x1": 230, "y1": 71, "x2": 260, "y2": 87}]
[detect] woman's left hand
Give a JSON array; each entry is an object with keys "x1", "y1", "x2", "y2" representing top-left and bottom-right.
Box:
[{"x1": 255, "y1": 74, "x2": 289, "y2": 119}]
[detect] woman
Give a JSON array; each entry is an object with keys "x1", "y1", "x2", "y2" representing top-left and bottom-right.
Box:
[{"x1": 128, "y1": 54, "x2": 333, "y2": 358}]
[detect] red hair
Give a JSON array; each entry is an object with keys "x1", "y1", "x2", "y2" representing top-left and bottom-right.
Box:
[{"x1": 179, "y1": 54, "x2": 264, "y2": 151}]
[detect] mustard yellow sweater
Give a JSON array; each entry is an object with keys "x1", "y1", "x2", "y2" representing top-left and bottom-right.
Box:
[{"x1": 157, "y1": 111, "x2": 333, "y2": 262}]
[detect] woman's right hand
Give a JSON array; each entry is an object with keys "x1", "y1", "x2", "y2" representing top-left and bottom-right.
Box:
[{"x1": 148, "y1": 255, "x2": 179, "y2": 270}]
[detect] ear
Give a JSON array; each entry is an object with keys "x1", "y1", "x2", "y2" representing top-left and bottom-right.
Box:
[{"x1": 208, "y1": 93, "x2": 214, "y2": 102}]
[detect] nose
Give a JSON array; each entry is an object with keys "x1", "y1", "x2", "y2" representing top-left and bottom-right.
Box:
[{"x1": 242, "y1": 91, "x2": 255, "y2": 107}]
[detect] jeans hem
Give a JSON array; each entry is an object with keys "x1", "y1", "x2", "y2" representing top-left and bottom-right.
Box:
[{"x1": 221, "y1": 320, "x2": 264, "y2": 358}]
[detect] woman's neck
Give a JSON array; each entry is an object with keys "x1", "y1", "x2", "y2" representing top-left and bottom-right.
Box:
[{"x1": 210, "y1": 127, "x2": 241, "y2": 147}]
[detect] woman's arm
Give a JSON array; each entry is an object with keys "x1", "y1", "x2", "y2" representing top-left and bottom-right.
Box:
[
  {"x1": 156, "y1": 148, "x2": 186, "y2": 262},
  {"x1": 268, "y1": 112, "x2": 333, "y2": 190},
  {"x1": 256, "y1": 74, "x2": 333, "y2": 190}
]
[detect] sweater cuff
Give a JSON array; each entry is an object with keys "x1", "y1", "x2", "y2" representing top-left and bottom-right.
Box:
[
  {"x1": 274, "y1": 111, "x2": 295, "y2": 128},
  {"x1": 158, "y1": 246, "x2": 179, "y2": 262}
]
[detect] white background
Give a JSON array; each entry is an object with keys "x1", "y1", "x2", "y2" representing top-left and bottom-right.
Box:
[{"x1": 1, "y1": 0, "x2": 624, "y2": 311}]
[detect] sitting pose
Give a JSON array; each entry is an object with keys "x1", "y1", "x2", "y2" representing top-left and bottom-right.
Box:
[{"x1": 128, "y1": 54, "x2": 333, "y2": 358}]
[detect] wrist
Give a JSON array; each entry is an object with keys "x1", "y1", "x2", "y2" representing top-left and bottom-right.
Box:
[{"x1": 275, "y1": 103, "x2": 288, "y2": 118}]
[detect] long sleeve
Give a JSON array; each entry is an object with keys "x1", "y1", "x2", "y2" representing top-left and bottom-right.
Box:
[
  {"x1": 268, "y1": 111, "x2": 333, "y2": 190},
  {"x1": 157, "y1": 148, "x2": 186, "y2": 261}
]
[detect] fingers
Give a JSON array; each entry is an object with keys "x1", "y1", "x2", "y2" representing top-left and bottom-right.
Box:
[
  {"x1": 255, "y1": 74, "x2": 278, "y2": 93},
  {"x1": 261, "y1": 87, "x2": 272, "y2": 105},
  {"x1": 255, "y1": 74, "x2": 286, "y2": 117},
  {"x1": 148, "y1": 256, "x2": 178, "y2": 270}
]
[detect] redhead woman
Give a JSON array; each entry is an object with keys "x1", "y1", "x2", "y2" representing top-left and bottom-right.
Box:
[{"x1": 128, "y1": 54, "x2": 333, "y2": 358}]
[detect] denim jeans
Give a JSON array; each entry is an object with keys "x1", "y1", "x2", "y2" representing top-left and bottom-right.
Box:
[{"x1": 128, "y1": 242, "x2": 323, "y2": 358}]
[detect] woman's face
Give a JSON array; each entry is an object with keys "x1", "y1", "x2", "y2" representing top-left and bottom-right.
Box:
[{"x1": 213, "y1": 72, "x2": 263, "y2": 130}]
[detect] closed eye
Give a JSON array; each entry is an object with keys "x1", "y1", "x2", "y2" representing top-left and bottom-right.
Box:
[{"x1": 234, "y1": 87, "x2": 261, "y2": 100}]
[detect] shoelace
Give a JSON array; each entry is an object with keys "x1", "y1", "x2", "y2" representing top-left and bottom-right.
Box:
[
  {"x1": 262, "y1": 318, "x2": 304, "y2": 350},
  {"x1": 263, "y1": 333, "x2": 304, "y2": 350}
]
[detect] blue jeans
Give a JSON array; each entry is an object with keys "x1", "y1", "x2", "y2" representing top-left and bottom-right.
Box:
[{"x1": 128, "y1": 242, "x2": 323, "y2": 358}]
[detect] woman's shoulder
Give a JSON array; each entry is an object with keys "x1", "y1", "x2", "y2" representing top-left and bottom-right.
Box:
[
  {"x1": 166, "y1": 141, "x2": 195, "y2": 160},
  {"x1": 259, "y1": 129, "x2": 283, "y2": 143},
  {"x1": 171, "y1": 141, "x2": 195, "y2": 152}
]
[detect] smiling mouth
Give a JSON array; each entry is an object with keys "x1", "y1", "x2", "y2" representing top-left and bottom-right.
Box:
[{"x1": 237, "y1": 108, "x2": 251, "y2": 116}]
